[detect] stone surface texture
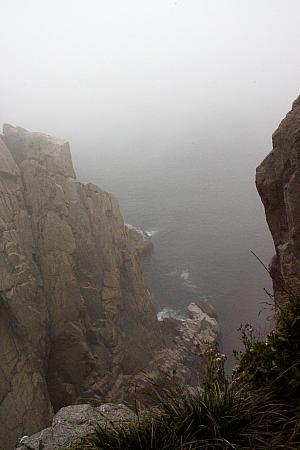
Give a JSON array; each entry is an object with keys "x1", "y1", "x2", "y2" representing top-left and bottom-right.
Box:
[
  {"x1": 16, "y1": 403, "x2": 135, "y2": 450},
  {"x1": 14, "y1": 301, "x2": 219, "y2": 450},
  {"x1": 0, "y1": 125, "x2": 161, "y2": 450},
  {"x1": 125, "y1": 224, "x2": 154, "y2": 256},
  {"x1": 16, "y1": 403, "x2": 137, "y2": 450},
  {"x1": 127, "y1": 301, "x2": 219, "y2": 403},
  {"x1": 256, "y1": 97, "x2": 300, "y2": 304}
]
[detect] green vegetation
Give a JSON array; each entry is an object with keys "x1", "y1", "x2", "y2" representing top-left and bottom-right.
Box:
[
  {"x1": 72, "y1": 296, "x2": 300, "y2": 449},
  {"x1": 235, "y1": 295, "x2": 300, "y2": 403}
]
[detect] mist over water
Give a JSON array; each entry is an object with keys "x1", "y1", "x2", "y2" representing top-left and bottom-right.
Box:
[
  {"x1": 75, "y1": 130, "x2": 274, "y2": 363},
  {"x1": 1, "y1": 0, "x2": 300, "y2": 362}
]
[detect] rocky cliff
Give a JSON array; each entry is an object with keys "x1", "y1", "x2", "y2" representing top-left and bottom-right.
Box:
[
  {"x1": 128, "y1": 301, "x2": 219, "y2": 404},
  {"x1": 256, "y1": 97, "x2": 300, "y2": 304},
  {"x1": 16, "y1": 301, "x2": 219, "y2": 450},
  {"x1": 0, "y1": 125, "x2": 162, "y2": 450}
]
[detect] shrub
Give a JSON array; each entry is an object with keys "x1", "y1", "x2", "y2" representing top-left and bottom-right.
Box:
[
  {"x1": 72, "y1": 346, "x2": 299, "y2": 449},
  {"x1": 70, "y1": 298, "x2": 300, "y2": 449},
  {"x1": 86, "y1": 384, "x2": 298, "y2": 449},
  {"x1": 235, "y1": 296, "x2": 300, "y2": 404}
]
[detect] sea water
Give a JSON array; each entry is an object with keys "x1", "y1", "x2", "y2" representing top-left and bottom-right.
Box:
[{"x1": 76, "y1": 143, "x2": 274, "y2": 365}]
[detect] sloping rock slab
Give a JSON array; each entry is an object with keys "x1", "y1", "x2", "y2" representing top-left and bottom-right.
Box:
[
  {"x1": 127, "y1": 301, "x2": 219, "y2": 404},
  {"x1": 16, "y1": 403, "x2": 135, "y2": 450}
]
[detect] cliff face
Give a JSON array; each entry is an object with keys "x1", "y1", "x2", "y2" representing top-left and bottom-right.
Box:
[
  {"x1": 16, "y1": 300, "x2": 219, "y2": 450},
  {"x1": 0, "y1": 125, "x2": 162, "y2": 450},
  {"x1": 128, "y1": 301, "x2": 219, "y2": 404},
  {"x1": 256, "y1": 97, "x2": 300, "y2": 304}
]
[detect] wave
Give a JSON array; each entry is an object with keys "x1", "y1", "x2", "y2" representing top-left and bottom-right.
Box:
[
  {"x1": 166, "y1": 268, "x2": 178, "y2": 277},
  {"x1": 157, "y1": 307, "x2": 186, "y2": 321},
  {"x1": 182, "y1": 281, "x2": 200, "y2": 290},
  {"x1": 180, "y1": 270, "x2": 190, "y2": 281},
  {"x1": 166, "y1": 267, "x2": 200, "y2": 290},
  {"x1": 144, "y1": 228, "x2": 158, "y2": 237}
]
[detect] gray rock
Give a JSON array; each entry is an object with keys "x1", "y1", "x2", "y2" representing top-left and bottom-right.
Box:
[
  {"x1": 256, "y1": 96, "x2": 300, "y2": 305},
  {"x1": 0, "y1": 125, "x2": 162, "y2": 450},
  {"x1": 16, "y1": 403, "x2": 135, "y2": 450},
  {"x1": 128, "y1": 301, "x2": 219, "y2": 403}
]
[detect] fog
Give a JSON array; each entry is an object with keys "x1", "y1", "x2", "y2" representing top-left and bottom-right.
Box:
[
  {"x1": 1, "y1": 1, "x2": 300, "y2": 356},
  {"x1": 1, "y1": 0, "x2": 300, "y2": 161}
]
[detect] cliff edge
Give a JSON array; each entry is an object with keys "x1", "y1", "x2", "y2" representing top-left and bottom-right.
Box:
[
  {"x1": 0, "y1": 125, "x2": 162, "y2": 450},
  {"x1": 256, "y1": 97, "x2": 300, "y2": 304}
]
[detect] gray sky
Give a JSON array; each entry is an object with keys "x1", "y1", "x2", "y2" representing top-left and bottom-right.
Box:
[{"x1": 1, "y1": 0, "x2": 300, "y2": 160}]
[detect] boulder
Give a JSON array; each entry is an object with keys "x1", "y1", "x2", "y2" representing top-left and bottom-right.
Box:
[{"x1": 16, "y1": 403, "x2": 135, "y2": 450}]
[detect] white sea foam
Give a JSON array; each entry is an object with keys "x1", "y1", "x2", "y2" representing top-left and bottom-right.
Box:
[
  {"x1": 179, "y1": 268, "x2": 200, "y2": 290},
  {"x1": 144, "y1": 228, "x2": 158, "y2": 237},
  {"x1": 180, "y1": 270, "x2": 190, "y2": 281},
  {"x1": 182, "y1": 281, "x2": 200, "y2": 290},
  {"x1": 157, "y1": 307, "x2": 186, "y2": 321},
  {"x1": 166, "y1": 268, "x2": 178, "y2": 277}
]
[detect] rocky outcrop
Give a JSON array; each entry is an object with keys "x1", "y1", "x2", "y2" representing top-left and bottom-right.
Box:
[
  {"x1": 16, "y1": 403, "x2": 135, "y2": 450},
  {"x1": 256, "y1": 97, "x2": 300, "y2": 304},
  {"x1": 0, "y1": 125, "x2": 162, "y2": 450},
  {"x1": 15, "y1": 301, "x2": 219, "y2": 450},
  {"x1": 127, "y1": 301, "x2": 219, "y2": 403},
  {"x1": 125, "y1": 224, "x2": 154, "y2": 256}
]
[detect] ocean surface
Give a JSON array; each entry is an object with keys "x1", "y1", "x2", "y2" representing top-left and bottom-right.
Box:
[{"x1": 75, "y1": 143, "x2": 274, "y2": 365}]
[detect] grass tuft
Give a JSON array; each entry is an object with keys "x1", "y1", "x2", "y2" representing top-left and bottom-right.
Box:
[{"x1": 70, "y1": 296, "x2": 300, "y2": 449}]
